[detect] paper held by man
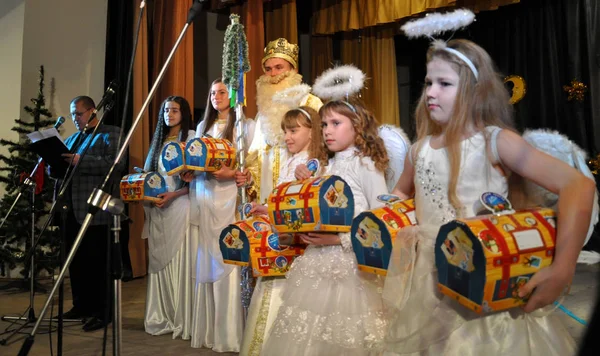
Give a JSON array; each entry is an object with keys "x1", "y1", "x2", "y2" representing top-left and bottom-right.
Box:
[{"x1": 27, "y1": 128, "x2": 70, "y2": 177}]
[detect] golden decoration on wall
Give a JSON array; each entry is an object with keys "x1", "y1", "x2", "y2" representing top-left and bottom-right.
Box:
[
  {"x1": 590, "y1": 153, "x2": 600, "y2": 175},
  {"x1": 563, "y1": 79, "x2": 587, "y2": 102},
  {"x1": 504, "y1": 75, "x2": 526, "y2": 104}
]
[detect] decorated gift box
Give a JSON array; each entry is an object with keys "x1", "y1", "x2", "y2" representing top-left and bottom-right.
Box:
[
  {"x1": 219, "y1": 215, "x2": 271, "y2": 266},
  {"x1": 435, "y1": 193, "x2": 556, "y2": 313},
  {"x1": 120, "y1": 172, "x2": 167, "y2": 202},
  {"x1": 161, "y1": 137, "x2": 237, "y2": 176},
  {"x1": 267, "y1": 175, "x2": 354, "y2": 233},
  {"x1": 249, "y1": 230, "x2": 306, "y2": 277},
  {"x1": 160, "y1": 142, "x2": 187, "y2": 175},
  {"x1": 351, "y1": 196, "x2": 416, "y2": 275}
]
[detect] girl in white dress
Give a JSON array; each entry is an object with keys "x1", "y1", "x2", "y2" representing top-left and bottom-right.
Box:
[
  {"x1": 383, "y1": 39, "x2": 596, "y2": 355},
  {"x1": 262, "y1": 99, "x2": 390, "y2": 355},
  {"x1": 183, "y1": 78, "x2": 255, "y2": 352},
  {"x1": 240, "y1": 106, "x2": 325, "y2": 355},
  {"x1": 143, "y1": 96, "x2": 195, "y2": 339}
]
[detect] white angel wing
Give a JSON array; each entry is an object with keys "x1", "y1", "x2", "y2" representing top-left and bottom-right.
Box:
[
  {"x1": 522, "y1": 129, "x2": 599, "y2": 263},
  {"x1": 378, "y1": 124, "x2": 411, "y2": 192}
]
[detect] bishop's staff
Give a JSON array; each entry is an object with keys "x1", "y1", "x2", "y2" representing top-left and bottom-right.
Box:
[{"x1": 222, "y1": 13, "x2": 253, "y2": 322}]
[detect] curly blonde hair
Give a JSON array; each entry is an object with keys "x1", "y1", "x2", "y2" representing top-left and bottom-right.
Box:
[{"x1": 318, "y1": 99, "x2": 389, "y2": 173}]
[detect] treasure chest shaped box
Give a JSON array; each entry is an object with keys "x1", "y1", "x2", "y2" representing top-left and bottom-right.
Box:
[
  {"x1": 185, "y1": 137, "x2": 236, "y2": 172},
  {"x1": 161, "y1": 137, "x2": 236, "y2": 176},
  {"x1": 120, "y1": 172, "x2": 167, "y2": 203},
  {"x1": 351, "y1": 198, "x2": 416, "y2": 275},
  {"x1": 161, "y1": 142, "x2": 187, "y2": 175},
  {"x1": 219, "y1": 215, "x2": 272, "y2": 266},
  {"x1": 435, "y1": 208, "x2": 556, "y2": 313},
  {"x1": 267, "y1": 175, "x2": 354, "y2": 233},
  {"x1": 249, "y1": 230, "x2": 306, "y2": 277}
]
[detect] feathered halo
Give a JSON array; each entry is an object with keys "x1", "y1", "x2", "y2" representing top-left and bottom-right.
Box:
[
  {"x1": 401, "y1": 8, "x2": 475, "y2": 39},
  {"x1": 312, "y1": 65, "x2": 365, "y2": 102},
  {"x1": 401, "y1": 9, "x2": 478, "y2": 80},
  {"x1": 272, "y1": 84, "x2": 314, "y2": 121},
  {"x1": 272, "y1": 83, "x2": 312, "y2": 107}
]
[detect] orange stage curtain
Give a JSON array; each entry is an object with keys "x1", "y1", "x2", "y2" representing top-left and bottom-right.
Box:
[
  {"x1": 264, "y1": 0, "x2": 298, "y2": 46},
  {"x1": 129, "y1": 0, "x2": 195, "y2": 277},
  {"x1": 340, "y1": 27, "x2": 399, "y2": 126},
  {"x1": 231, "y1": 0, "x2": 265, "y2": 119}
]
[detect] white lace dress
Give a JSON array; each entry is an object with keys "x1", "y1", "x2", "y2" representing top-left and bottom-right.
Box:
[
  {"x1": 382, "y1": 128, "x2": 576, "y2": 355},
  {"x1": 240, "y1": 150, "x2": 310, "y2": 356},
  {"x1": 262, "y1": 146, "x2": 389, "y2": 356}
]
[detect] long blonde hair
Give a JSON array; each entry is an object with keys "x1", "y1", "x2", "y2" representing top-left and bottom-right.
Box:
[{"x1": 414, "y1": 39, "x2": 515, "y2": 213}]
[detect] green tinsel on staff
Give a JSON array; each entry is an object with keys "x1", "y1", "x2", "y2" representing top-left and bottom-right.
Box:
[
  {"x1": 221, "y1": 13, "x2": 254, "y2": 324},
  {"x1": 222, "y1": 14, "x2": 250, "y2": 106}
]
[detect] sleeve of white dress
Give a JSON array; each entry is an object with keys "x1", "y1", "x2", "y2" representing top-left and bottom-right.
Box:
[
  {"x1": 361, "y1": 159, "x2": 388, "y2": 210},
  {"x1": 339, "y1": 158, "x2": 388, "y2": 252}
]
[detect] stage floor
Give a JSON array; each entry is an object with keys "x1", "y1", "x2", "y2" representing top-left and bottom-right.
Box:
[{"x1": 0, "y1": 263, "x2": 598, "y2": 355}]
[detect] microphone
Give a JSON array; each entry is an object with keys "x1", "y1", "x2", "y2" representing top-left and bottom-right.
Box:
[
  {"x1": 95, "y1": 80, "x2": 119, "y2": 111},
  {"x1": 54, "y1": 116, "x2": 66, "y2": 129},
  {"x1": 187, "y1": 0, "x2": 207, "y2": 24}
]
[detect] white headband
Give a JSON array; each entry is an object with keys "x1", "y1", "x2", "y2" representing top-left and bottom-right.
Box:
[
  {"x1": 443, "y1": 47, "x2": 479, "y2": 80},
  {"x1": 295, "y1": 108, "x2": 312, "y2": 121}
]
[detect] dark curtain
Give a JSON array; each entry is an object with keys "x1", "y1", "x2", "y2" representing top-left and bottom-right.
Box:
[
  {"x1": 104, "y1": 0, "x2": 135, "y2": 277},
  {"x1": 397, "y1": 0, "x2": 599, "y2": 153},
  {"x1": 395, "y1": 0, "x2": 600, "y2": 249}
]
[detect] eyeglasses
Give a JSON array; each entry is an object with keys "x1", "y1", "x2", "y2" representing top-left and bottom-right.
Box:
[{"x1": 71, "y1": 108, "x2": 92, "y2": 118}]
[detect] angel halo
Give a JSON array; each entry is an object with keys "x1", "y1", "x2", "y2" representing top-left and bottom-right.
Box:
[
  {"x1": 401, "y1": 8, "x2": 478, "y2": 80},
  {"x1": 312, "y1": 64, "x2": 366, "y2": 113},
  {"x1": 272, "y1": 83, "x2": 313, "y2": 121}
]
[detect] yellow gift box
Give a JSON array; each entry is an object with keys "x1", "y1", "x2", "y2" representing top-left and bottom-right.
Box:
[
  {"x1": 351, "y1": 198, "x2": 416, "y2": 275},
  {"x1": 219, "y1": 215, "x2": 272, "y2": 267},
  {"x1": 249, "y1": 230, "x2": 306, "y2": 277},
  {"x1": 161, "y1": 137, "x2": 236, "y2": 176},
  {"x1": 267, "y1": 175, "x2": 354, "y2": 233},
  {"x1": 120, "y1": 172, "x2": 167, "y2": 203},
  {"x1": 435, "y1": 208, "x2": 556, "y2": 313}
]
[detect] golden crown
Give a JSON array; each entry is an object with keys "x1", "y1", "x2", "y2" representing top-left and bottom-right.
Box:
[{"x1": 262, "y1": 38, "x2": 299, "y2": 71}]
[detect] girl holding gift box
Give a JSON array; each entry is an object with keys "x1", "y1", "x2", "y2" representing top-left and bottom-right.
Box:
[
  {"x1": 182, "y1": 78, "x2": 255, "y2": 352},
  {"x1": 261, "y1": 66, "x2": 391, "y2": 355},
  {"x1": 382, "y1": 30, "x2": 595, "y2": 356},
  {"x1": 240, "y1": 98, "x2": 325, "y2": 355},
  {"x1": 143, "y1": 96, "x2": 195, "y2": 338},
  {"x1": 247, "y1": 105, "x2": 325, "y2": 216}
]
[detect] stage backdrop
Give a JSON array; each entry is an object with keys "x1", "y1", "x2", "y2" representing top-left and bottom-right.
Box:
[{"x1": 0, "y1": 0, "x2": 108, "y2": 197}]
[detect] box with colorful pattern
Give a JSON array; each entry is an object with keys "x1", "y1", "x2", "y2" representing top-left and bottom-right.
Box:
[
  {"x1": 219, "y1": 215, "x2": 272, "y2": 266},
  {"x1": 120, "y1": 172, "x2": 167, "y2": 202},
  {"x1": 351, "y1": 199, "x2": 416, "y2": 275},
  {"x1": 249, "y1": 230, "x2": 306, "y2": 277},
  {"x1": 267, "y1": 175, "x2": 354, "y2": 233},
  {"x1": 435, "y1": 208, "x2": 556, "y2": 313},
  {"x1": 161, "y1": 137, "x2": 236, "y2": 176}
]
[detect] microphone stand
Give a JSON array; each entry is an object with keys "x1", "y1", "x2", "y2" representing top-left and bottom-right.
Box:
[
  {"x1": 0, "y1": 170, "x2": 55, "y2": 346},
  {"x1": 17, "y1": 1, "x2": 207, "y2": 355}
]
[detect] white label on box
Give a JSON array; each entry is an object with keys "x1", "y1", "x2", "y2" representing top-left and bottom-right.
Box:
[
  {"x1": 513, "y1": 229, "x2": 544, "y2": 251},
  {"x1": 286, "y1": 184, "x2": 303, "y2": 195},
  {"x1": 406, "y1": 210, "x2": 417, "y2": 225}
]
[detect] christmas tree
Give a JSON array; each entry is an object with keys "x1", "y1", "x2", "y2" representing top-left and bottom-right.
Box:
[{"x1": 0, "y1": 66, "x2": 60, "y2": 280}]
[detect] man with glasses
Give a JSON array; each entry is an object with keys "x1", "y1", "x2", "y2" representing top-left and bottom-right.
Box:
[{"x1": 52, "y1": 95, "x2": 125, "y2": 332}]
